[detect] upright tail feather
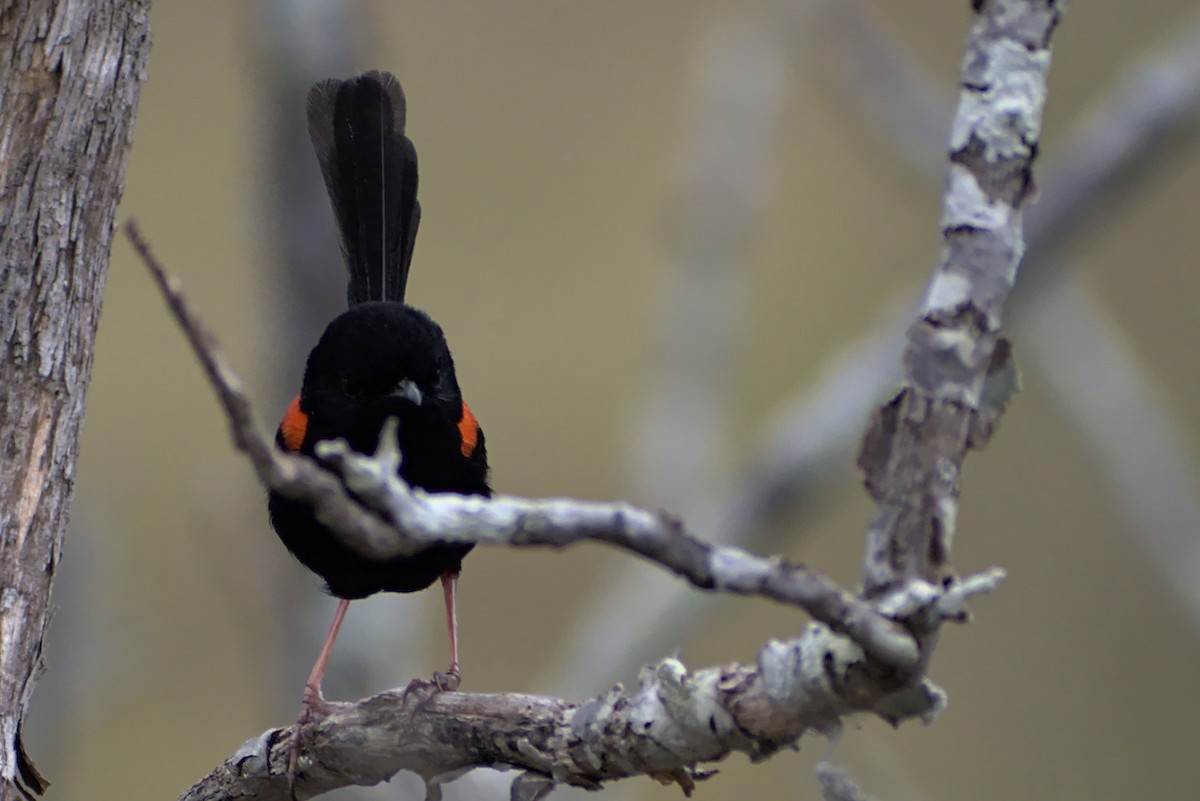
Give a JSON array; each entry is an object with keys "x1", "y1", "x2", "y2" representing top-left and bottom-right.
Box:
[{"x1": 307, "y1": 70, "x2": 420, "y2": 305}]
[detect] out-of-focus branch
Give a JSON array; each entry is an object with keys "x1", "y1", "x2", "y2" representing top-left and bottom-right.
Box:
[
  {"x1": 258, "y1": 0, "x2": 362, "y2": 385},
  {"x1": 800, "y1": 0, "x2": 949, "y2": 176},
  {"x1": 547, "y1": 10, "x2": 792, "y2": 696},
  {"x1": 1021, "y1": 274, "x2": 1200, "y2": 613},
  {"x1": 629, "y1": 12, "x2": 789, "y2": 515}
]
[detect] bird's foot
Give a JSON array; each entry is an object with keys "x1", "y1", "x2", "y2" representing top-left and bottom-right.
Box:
[
  {"x1": 402, "y1": 666, "x2": 461, "y2": 706},
  {"x1": 434, "y1": 665, "x2": 461, "y2": 692},
  {"x1": 286, "y1": 686, "x2": 333, "y2": 799}
]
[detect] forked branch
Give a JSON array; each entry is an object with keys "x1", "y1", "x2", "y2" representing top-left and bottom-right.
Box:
[{"x1": 144, "y1": 1, "x2": 1062, "y2": 798}]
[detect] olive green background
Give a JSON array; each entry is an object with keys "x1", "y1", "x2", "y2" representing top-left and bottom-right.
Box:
[{"x1": 25, "y1": 2, "x2": 1200, "y2": 800}]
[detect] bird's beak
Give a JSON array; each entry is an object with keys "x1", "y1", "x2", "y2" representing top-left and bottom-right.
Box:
[{"x1": 389, "y1": 379, "x2": 423, "y2": 406}]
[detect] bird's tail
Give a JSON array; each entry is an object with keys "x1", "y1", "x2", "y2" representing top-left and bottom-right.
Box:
[{"x1": 307, "y1": 70, "x2": 420, "y2": 305}]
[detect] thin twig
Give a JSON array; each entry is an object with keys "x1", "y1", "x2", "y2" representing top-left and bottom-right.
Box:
[{"x1": 124, "y1": 219, "x2": 919, "y2": 671}]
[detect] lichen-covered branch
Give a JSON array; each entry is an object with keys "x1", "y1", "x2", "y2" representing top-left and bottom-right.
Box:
[
  {"x1": 179, "y1": 620, "x2": 970, "y2": 801},
  {"x1": 127, "y1": 221, "x2": 918, "y2": 672},
  {"x1": 859, "y1": 0, "x2": 1062, "y2": 600},
  {"x1": 744, "y1": 1, "x2": 1200, "y2": 541}
]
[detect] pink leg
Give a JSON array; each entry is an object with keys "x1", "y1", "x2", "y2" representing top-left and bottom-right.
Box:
[
  {"x1": 304, "y1": 598, "x2": 350, "y2": 701},
  {"x1": 289, "y1": 598, "x2": 351, "y2": 795},
  {"x1": 440, "y1": 572, "x2": 461, "y2": 689}
]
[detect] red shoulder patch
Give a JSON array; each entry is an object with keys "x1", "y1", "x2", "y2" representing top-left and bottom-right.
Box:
[
  {"x1": 279, "y1": 395, "x2": 308, "y2": 452},
  {"x1": 458, "y1": 401, "x2": 480, "y2": 458}
]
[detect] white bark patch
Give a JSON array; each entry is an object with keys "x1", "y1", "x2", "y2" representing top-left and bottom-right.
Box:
[{"x1": 14, "y1": 410, "x2": 52, "y2": 551}]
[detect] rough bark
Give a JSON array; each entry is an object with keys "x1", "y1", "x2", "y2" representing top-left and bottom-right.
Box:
[
  {"x1": 0, "y1": 2, "x2": 150, "y2": 798},
  {"x1": 859, "y1": 0, "x2": 1059, "y2": 601},
  {"x1": 178, "y1": 628, "x2": 954, "y2": 801}
]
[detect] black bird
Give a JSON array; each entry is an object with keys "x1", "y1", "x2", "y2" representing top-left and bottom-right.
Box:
[{"x1": 268, "y1": 71, "x2": 490, "y2": 730}]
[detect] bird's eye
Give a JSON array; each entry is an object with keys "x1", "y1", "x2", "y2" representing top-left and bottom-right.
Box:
[{"x1": 342, "y1": 376, "x2": 366, "y2": 397}]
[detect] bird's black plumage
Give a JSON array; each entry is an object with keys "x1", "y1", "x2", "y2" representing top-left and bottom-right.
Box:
[
  {"x1": 269, "y1": 303, "x2": 489, "y2": 598},
  {"x1": 273, "y1": 70, "x2": 487, "y2": 792},
  {"x1": 306, "y1": 70, "x2": 421, "y2": 306},
  {"x1": 269, "y1": 71, "x2": 489, "y2": 599}
]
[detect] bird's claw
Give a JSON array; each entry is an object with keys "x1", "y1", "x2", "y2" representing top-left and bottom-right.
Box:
[
  {"x1": 434, "y1": 666, "x2": 461, "y2": 692},
  {"x1": 286, "y1": 688, "x2": 332, "y2": 799},
  {"x1": 402, "y1": 666, "x2": 461, "y2": 707}
]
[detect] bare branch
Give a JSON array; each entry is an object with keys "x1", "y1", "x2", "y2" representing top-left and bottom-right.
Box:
[
  {"x1": 560, "y1": 0, "x2": 1200, "y2": 684},
  {"x1": 137, "y1": 3, "x2": 1066, "y2": 797},
  {"x1": 330, "y1": 428, "x2": 924, "y2": 669},
  {"x1": 755, "y1": 2, "x2": 1200, "y2": 539},
  {"x1": 860, "y1": 0, "x2": 1061, "y2": 598},
  {"x1": 812, "y1": 1, "x2": 1200, "y2": 621},
  {"x1": 125, "y1": 220, "x2": 918, "y2": 672},
  {"x1": 179, "y1": 622, "x2": 957, "y2": 801}
]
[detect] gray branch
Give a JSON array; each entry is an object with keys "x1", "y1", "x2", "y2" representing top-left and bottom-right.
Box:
[
  {"x1": 127, "y1": 218, "x2": 917, "y2": 673},
  {"x1": 760, "y1": 0, "x2": 1200, "y2": 537},
  {"x1": 861, "y1": 0, "x2": 1060, "y2": 598},
  {"x1": 552, "y1": 0, "x2": 1200, "y2": 693},
  {"x1": 179, "y1": 617, "x2": 977, "y2": 801}
]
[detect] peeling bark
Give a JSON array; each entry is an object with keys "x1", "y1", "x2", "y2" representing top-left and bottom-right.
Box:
[
  {"x1": 180, "y1": 624, "x2": 960, "y2": 801},
  {"x1": 860, "y1": 0, "x2": 1060, "y2": 600}
]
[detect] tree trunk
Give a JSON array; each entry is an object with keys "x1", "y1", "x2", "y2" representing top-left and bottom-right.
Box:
[{"x1": 0, "y1": 2, "x2": 150, "y2": 797}]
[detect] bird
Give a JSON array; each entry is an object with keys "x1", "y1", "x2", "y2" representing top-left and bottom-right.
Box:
[{"x1": 267, "y1": 70, "x2": 490, "y2": 747}]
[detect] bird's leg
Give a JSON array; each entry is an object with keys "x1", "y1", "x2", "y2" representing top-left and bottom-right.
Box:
[
  {"x1": 302, "y1": 598, "x2": 350, "y2": 705},
  {"x1": 402, "y1": 572, "x2": 463, "y2": 701},
  {"x1": 435, "y1": 571, "x2": 461, "y2": 691},
  {"x1": 288, "y1": 598, "x2": 351, "y2": 795}
]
